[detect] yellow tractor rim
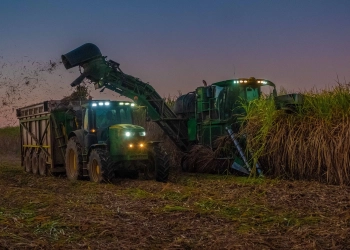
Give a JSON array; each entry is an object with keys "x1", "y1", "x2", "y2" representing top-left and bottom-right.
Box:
[
  {"x1": 68, "y1": 149, "x2": 76, "y2": 172},
  {"x1": 92, "y1": 159, "x2": 101, "y2": 181}
]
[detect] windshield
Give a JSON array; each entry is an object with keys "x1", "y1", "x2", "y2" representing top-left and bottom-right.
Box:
[
  {"x1": 94, "y1": 106, "x2": 132, "y2": 128},
  {"x1": 214, "y1": 84, "x2": 261, "y2": 120}
]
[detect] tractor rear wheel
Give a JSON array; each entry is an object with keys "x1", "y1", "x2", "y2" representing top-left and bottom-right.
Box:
[
  {"x1": 88, "y1": 149, "x2": 115, "y2": 183},
  {"x1": 24, "y1": 150, "x2": 32, "y2": 173},
  {"x1": 145, "y1": 144, "x2": 170, "y2": 183},
  {"x1": 31, "y1": 152, "x2": 39, "y2": 175},
  {"x1": 65, "y1": 137, "x2": 83, "y2": 181},
  {"x1": 38, "y1": 151, "x2": 47, "y2": 176}
]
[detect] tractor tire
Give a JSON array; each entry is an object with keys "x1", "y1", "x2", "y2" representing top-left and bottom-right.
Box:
[
  {"x1": 65, "y1": 136, "x2": 83, "y2": 181},
  {"x1": 24, "y1": 150, "x2": 32, "y2": 173},
  {"x1": 31, "y1": 152, "x2": 39, "y2": 175},
  {"x1": 88, "y1": 149, "x2": 115, "y2": 183},
  {"x1": 38, "y1": 151, "x2": 47, "y2": 176},
  {"x1": 147, "y1": 144, "x2": 170, "y2": 183}
]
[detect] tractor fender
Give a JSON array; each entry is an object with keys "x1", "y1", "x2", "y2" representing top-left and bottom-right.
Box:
[
  {"x1": 87, "y1": 144, "x2": 108, "y2": 156},
  {"x1": 68, "y1": 129, "x2": 85, "y2": 146},
  {"x1": 147, "y1": 141, "x2": 162, "y2": 146}
]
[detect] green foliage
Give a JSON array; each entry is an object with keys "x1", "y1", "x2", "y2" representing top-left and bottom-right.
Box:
[
  {"x1": 0, "y1": 126, "x2": 20, "y2": 156},
  {"x1": 62, "y1": 85, "x2": 90, "y2": 101},
  {"x1": 125, "y1": 188, "x2": 153, "y2": 199},
  {"x1": 0, "y1": 126, "x2": 19, "y2": 137},
  {"x1": 242, "y1": 83, "x2": 350, "y2": 185}
]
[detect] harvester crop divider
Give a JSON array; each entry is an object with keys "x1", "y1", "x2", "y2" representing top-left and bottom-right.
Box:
[{"x1": 226, "y1": 127, "x2": 263, "y2": 176}]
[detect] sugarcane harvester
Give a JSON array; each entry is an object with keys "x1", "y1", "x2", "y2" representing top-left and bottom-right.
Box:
[{"x1": 62, "y1": 43, "x2": 284, "y2": 176}]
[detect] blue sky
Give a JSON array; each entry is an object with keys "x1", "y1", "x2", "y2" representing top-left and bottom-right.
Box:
[{"x1": 1, "y1": 0, "x2": 350, "y2": 100}]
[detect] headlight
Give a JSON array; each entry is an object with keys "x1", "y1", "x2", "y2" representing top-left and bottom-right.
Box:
[
  {"x1": 139, "y1": 131, "x2": 146, "y2": 136},
  {"x1": 124, "y1": 131, "x2": 135, "y2": 137}
]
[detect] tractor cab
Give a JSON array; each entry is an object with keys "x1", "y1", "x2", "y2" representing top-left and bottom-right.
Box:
[
  {"x1": 78, "y1": 100, "x2": 147, "y2": 162},
  {"x1": 82, "y1": 100, "x2": 135, "y2": 140}
]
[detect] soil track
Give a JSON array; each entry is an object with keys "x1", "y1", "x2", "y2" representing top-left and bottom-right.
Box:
[{"x1": 0, "y1": 155, "x2": 349, "y2": 250}]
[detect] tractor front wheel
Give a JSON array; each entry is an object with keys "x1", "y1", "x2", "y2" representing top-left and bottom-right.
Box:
[
  {"x1": 88, "y1": 149, "x2": 115, "y2": 183},
  {"x1": 146, "y1": 144, "x2": 170, "y2": 183},
  {"x1": 65, "y1": 137, "x2": 83, "y2": 181}
]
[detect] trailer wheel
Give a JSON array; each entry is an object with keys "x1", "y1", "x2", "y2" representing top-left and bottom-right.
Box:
[
  {"x1": 32, "y1": 152, "x2": 39, "y2": 175},
  {"x1": 145, "y1": 144, "x2": 170, "y2": 182},
  {"x1": 88, "y1": 149, "x2": 115, "y2": 183},
  {"x1": 24, "y1": 150, "x2": 32, "y2": 173},
  {"x1": 38, "y1": 151, "x2": 47, "y2": 176},
  {"x1": 65, "y1": 136, "x2": 83, "y2": 181}
]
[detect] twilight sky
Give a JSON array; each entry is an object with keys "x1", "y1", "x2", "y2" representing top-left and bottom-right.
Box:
[{"x1": 0, "y1": 0, "x2": 350, "y2": 125}]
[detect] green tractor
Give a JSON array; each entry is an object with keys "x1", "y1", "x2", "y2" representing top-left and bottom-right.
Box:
[{"x1": 65, "y1": 100, "x2": 169, "y2": 183}]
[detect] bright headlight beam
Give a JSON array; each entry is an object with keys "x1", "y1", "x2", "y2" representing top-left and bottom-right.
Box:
[{"x1": 125, "y1": 131, "x2": 131, "y2": 137}]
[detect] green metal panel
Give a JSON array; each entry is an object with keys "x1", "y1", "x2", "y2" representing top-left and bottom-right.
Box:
[
  {"x1": 196, "y1": 87, "x2": 210, "y2": 113},
  {"x1": 187, "y1": 118, "x2": 197, "y2": 141},
  {"x1": 109, "y1": 126, "x2": 120, "y2": 155}
]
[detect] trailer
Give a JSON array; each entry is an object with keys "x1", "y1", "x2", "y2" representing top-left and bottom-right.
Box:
[{"x1": 16, "y1": 100, "x2": 82, "y2": 176}]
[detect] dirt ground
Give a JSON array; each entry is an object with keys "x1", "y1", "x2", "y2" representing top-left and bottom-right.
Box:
[{"x1": 0, "y1": 155, "x2": 349, "y2": 250}]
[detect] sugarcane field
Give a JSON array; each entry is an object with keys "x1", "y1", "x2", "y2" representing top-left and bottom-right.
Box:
[
  {"x1": 1, "y1": 2, "x2": 350, "y2": 249},
  {"x1": 1, "y1": 54, "x2": 350, "y2": 249}
]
